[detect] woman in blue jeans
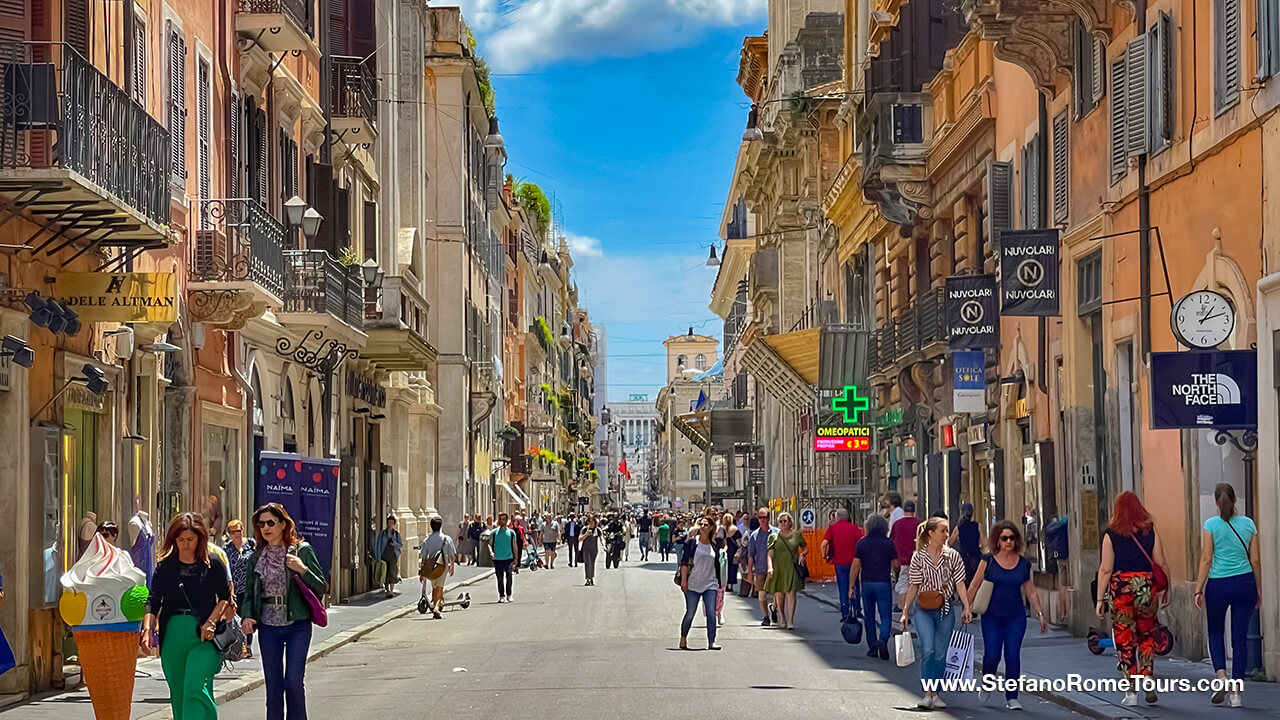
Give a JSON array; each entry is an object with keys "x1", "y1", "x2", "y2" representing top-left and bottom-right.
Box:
[
  {"x1": 852, "y1": 514, "x2": 899, "y2": 659},
  {"x1": 241, "y1": 503, "x2": 329, "y2": 720},
  {"x1": 968, "y1": 521, "x2": 1047, "y2": 710},
  {"x1": 1194, "y1": 483, "x2": 1260, "y2": 708},
  {"x1": 678, "y1": 516, "x2": 725, "y2": 650},
  {"x1": 901, "y1": 516, "x2": 972, "y2": 710}
]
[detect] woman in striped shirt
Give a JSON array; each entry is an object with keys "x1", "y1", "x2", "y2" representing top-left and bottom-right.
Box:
[{"x1": 901, "y1": 516, "x2": 973, "y2": 710}]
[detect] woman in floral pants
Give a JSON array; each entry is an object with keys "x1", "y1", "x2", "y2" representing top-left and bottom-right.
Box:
[{"x1": 1096, "y1": 492, "x2": 1169, "y2": 708}]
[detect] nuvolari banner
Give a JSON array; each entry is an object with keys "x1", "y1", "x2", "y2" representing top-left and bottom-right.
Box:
[
  {"x1": 999, "y1": 228, "x2": 1060, "y2": 316},
  {"x1": 55, "y1": 272, "x2": 177, "y2": 322},
  {"x1": 946, "y1": 274, "x2": 999, "y2": 349}
]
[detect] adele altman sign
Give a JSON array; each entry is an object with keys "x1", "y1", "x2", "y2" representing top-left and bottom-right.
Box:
[{"x1": 1150, "y1": 350, "x2": 1257, "y2": 430}]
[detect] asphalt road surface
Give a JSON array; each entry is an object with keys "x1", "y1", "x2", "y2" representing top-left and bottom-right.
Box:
[{"x1": 216, "y1": 549, "x2": 1083, "y2": 719}]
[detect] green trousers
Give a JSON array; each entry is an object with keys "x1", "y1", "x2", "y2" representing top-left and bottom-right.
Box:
[{"x1": 159, "y1": 615, "x2": 222, "y2": 720}]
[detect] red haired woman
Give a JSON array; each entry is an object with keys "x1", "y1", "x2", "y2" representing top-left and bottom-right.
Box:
[{"x1": 1095, "y1": 492, "x2": 1170, "y2": 708}]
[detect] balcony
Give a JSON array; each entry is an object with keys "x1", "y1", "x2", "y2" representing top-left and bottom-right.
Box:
[
  {"x1": 330, "y1": 56, "x2": 377, "y2": 142},
  {"x1": 361, "y1": 274, "x2": 436, "y2": 372},
  {"x1": 964, "y1": 1, "x2": 1109, "y2": 95},
  {"x1": 188, "y1": 199, "x2": 286, "y2": 326},
  {"x1": 235, "y1": 0, "x2": 316, "y2": 56},
  {"x1": 279, "y1": 249, "x2": 365, "y2": 342},
  {"x1": 870, "y1": 288, "x2": 948, "y2": 376},
  {"x1": 860, "y1": 92, "x2": 932, "y2": 226},
  {"x1": 0, "y1": 42, "x2": 171, "y2": 254}
]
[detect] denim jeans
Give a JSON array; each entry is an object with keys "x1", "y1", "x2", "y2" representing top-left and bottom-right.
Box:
[
  {"x1": 861, "y1": 581, "x2": 893, "y2": 649},
  {"x1": 1205, "y1": 572, "x2": 1259, "y2": 679},
  {"x1": 835, "y1": 563, "x2": 852, "y2": 620},
  {"x1": 681, "y1": 588, "x2": 718, "y2": 643},
  {"x1": 638, "y1": 532, "x2": 650, "y2": 559},
  {"x1": 258, "y1": 619, "x2": 313, "y2": 720},
  {"x1": 493, "y1": 558, "x2": 514, "y2": 597},
  {"x1": 911, "y1": 604, "x2": 958, "y2": 683},
  {"x1": 981, "y1": 613, "x2": 1027, "y2": 699}
]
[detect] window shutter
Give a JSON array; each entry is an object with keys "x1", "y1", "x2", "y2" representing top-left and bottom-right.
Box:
[
  {"x1": 1053, "y1": 109, "x2": 1069, "y2": 225},
  {"x1": 197, "y1": 58, "x2": 211, "y2": 216},
  {"x1": 1149, "y1": 12, "x2": 1174, "y2": 152},
  {"x1": 229, "y1": 91, "x2": 241, "y2": 201},
  {"x1": 1125, "y1": 34, "x2": 1148, "y2": 158},
  {"x1": 65, "y1": 0, "x2": 89, "y2": 57},
  {"x1": 309, "y1": 162, "x2": 334, "y2": 253},
  {"x1": 363, "y1": 200, "x2": 377, "y2": 261},
  {"x1": 1091, "y1": 36, "x2": 1105, "y2": 104},
  {"x1": 985, "y1": 160, "x2": 1013, "y2": 251},
  {"x1": 132, "y1": 18, "x2": 146, "y2": 105},
  {"x1": 168, "y1": 24, "x2": 187, "y2": 188},
  {"x1": 255, "y1": 106, "x2": 268, "y2": 207},
  {"x1": 335, "y1": 186, "x2": 351, "y2": 252},
  {"x1": 1216, "y1": 0, "x2": 1241, "y2": 111},
  {"x1": 1109, "y1": 55, "x2": 1128, "y2": 182},
  {"x1": 328, "y1": 0, "x2": 347, "y2": 55},
  {"x1": 1260, "y1": 0, "x2": 1280, "y2": 80},
  {"x1": 350, "y1": 0, "x2": 376, "y2": 62}
]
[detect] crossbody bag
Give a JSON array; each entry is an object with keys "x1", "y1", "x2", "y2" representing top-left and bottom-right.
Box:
[{"x1": 1130, "y1": 533, "x2": 1168, "y2": 595}]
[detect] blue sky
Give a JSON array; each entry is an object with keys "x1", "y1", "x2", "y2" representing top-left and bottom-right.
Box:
[{"x1": 457, "y1": 0, "x2": 765, "y2": 402}]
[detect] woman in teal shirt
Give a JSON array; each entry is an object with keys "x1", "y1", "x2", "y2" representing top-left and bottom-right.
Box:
[
  {"x1": 489, "y1": 513, "x2": 519, "y2": 603},
  {"x1": 1194, "y1": 483, "x2": 1259, "y2": 707}
]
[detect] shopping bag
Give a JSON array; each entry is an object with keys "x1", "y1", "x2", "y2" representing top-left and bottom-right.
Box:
[
  {"x1": 373, "y1": 560, "x2": 387, "y2": 588},
  {"x1": 944, "y1": 629, "x2": 975, "y2": 680},
  {"x1": 894, "y1": 631, "x2": 915, "y2": 667}
]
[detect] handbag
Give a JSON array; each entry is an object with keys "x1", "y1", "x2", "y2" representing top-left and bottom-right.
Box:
[
  {"x1": 1130, "y1": 533, "x2": 1168, "y2": 595},
  {"x1": 795, "y1": 559, "x2": 810, "y2": 582},
  {"x1": 893, "y1": 631, "x2": 916, "y2": 666},
  {"x1": 970, "y1": 557, "x2": 994, "y2": 615},
  {"x1": 178, "y1": 580, "x2": 244, "y2": 663},
  {"x1": 917, "y1": 590, "x2": 944, "y2": 611},
  {"x1": 840, "y1": 616, "x2": 864, "y2": 645},
  {"x1": 419, "y1": 547, "x2": 446, "y2": 581},
  {"x1": 293, "y1": 573, "x2": 329, "y2": 627}
]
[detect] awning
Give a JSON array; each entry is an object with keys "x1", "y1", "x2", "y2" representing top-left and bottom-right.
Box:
[
  {"x1": 764, "y1": 327, "x2": 820, "y2": 385},
  {"x1": 500, "y1": 482, "x2": 527, "y2": 509},
  {"x1": 741, "y1": 336, "x2": 816, "y2": 412}
]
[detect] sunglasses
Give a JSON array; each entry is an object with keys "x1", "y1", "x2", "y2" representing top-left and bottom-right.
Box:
[
  {"x1": 999, "y1": 535, "x2": 1016, "y2": 542},
  {"x1": 256, "y1": 518, "x2": 278, "y2": 529},
  {"x1": 757, "y1": 514, "x2": 769, "y2": 519},
  {"x1": 229, "y1": 529, "x2": 243, "y2": 534}
]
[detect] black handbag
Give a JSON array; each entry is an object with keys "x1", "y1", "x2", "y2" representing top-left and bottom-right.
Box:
[
  {"x1": 178, "y1": 579, "x2": 245, "y2": 663},
  {"x1": 841, "y1": 616, "x2": 864, "y2": 645},
  {"x1": 795, "y1": 559, "x2": 810, "y2": 582}
]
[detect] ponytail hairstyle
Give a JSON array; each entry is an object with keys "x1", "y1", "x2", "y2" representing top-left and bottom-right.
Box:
[
  {"x1": 1214, "y1": 483, "x2": 1237, "y2": 521},
  {"x1": 915, "y1": 517, "x2": 946, "y2": 551}
]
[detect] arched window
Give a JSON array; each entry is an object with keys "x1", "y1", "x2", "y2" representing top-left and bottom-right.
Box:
[
  {"x1": 676, "y1": 354, "x2": 686, "y2": 367},
  {"x1": 695, "y1": 354, "x2": 707, "y2": 370}
]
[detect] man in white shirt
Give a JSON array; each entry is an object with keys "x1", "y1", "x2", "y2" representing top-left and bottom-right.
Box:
[
  {"x1": 419, "y1": 516, "x2": 456, "y2": 619},
  {"x1": 540, "y1": 514, "x2": 562, "y2": 569},
  {"x1": 884, "y1": 491, "x2": 905, "y2": 530}
]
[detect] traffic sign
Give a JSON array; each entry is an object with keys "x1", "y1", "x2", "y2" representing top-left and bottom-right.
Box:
[
  {"x1": 820, "y1": 484, "x2": 862, "y2": 498},
  {"x1": 799, "y1": 508, "x2": 816, "y2": 529}
]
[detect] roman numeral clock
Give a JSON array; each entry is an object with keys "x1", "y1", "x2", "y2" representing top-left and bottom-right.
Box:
[{"x1": 1171, "y1": 290, "x2": 1235, "y2": 350}]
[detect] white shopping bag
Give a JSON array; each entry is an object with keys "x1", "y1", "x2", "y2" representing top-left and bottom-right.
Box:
[
  {"x1": 944, "y1": 629, "x2": 975, "y2": 680},
  {"x1": 894, "y1": 631, "x2": 916, "y2": 667}
]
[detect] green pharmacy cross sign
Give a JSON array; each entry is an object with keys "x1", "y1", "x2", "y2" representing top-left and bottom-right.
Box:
[{"x1": 831, "y1": 385, "x2": 870, "y2": 424}]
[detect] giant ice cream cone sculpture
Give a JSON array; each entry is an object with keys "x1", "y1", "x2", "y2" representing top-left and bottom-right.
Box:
[{"x1": 59, "y1": 534, "x2": 148, "y2": 720}]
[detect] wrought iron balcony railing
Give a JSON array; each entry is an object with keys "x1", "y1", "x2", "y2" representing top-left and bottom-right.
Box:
[
  {"x1": 869, "y1": 288, "x2": 948, "y2": 375},
  {"x1": 236, "y1": 0, "x2": 310, "y2": 33},
  {"x1": 331, "y1": 56, "x2": 376, "y2": 128},
  {"x1": 191, "y1": 199, "x2": 286, "y2": 301},
  {"x1": 284, "y1": 250, "x2": 364, "y2": 329},
  {"x1": 0, "y1": 42, "x2": 171, "y2": 229}
]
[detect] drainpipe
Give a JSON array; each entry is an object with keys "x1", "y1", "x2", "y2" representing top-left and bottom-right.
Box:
[
  {"x1": 1037, "y1": 91, "x2": 1049, "y2": 394},
  {"x1": 1137, "y1": 0, "x2": 1151, "y2": 359}
]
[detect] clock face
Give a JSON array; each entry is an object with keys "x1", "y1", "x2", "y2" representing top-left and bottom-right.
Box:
[{"x1": 1172, "y1": 291, "x2": 1235, "y2": 349}]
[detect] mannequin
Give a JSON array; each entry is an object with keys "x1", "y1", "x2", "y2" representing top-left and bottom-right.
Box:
[
  {"x1": 128, "y1": 511, "x2": 155, "y2": 585},
  {"x1": 77, "y1": 511, "x2": 97, "y2": 558}
]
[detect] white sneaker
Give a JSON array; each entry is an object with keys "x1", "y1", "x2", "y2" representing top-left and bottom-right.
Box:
[
  {"x1": 918, "y1": 696, "x2": 933, "y2": 709},
  {"x1": 1006, "y1": 699, "x2": 1023, "y2": 711},
  {"x1": 1228, "y1": 692, "x2": 1242, "y2": 708},
  {"x1": 931, "y1": 697, "x2": 947, "y2": 709},
  {"x1": 1121, "y1": 692, "x2": 1139, "y2": 707},
  {"x1": 979, "y1": 688, "x2": 992, "y2": 704}
]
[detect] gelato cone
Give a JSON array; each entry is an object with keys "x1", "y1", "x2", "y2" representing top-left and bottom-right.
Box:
[
  {"x1": 73, "y1": 629, "x2": 138, "y2": 720},
  {"x1": 60, "y1": 535, "x2": 149, "y2": 720}
]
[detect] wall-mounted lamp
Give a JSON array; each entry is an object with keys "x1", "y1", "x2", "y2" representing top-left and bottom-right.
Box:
[
  {"x1": 706, "y1": 246, "x2": 720, "y2": 267},
  {"x1": 1, "y1": 335, "x2": 34, "y2": 368}
]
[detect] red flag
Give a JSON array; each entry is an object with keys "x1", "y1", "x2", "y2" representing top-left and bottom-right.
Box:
[{"x1": 619, "y1": 459, "x2": 631, "y2": 480}]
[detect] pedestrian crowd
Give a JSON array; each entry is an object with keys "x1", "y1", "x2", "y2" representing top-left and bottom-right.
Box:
[{"x1": 69, "y1": 480, "x2": 1259, "y2": 718}]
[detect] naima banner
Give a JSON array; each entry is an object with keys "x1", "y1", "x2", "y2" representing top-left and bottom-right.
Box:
[
  {"x1": 946, "y1": 274, "x2": 999, "y2": 349},
  {"x1": 999, "y1": 229, "x2": 1060, "y2": 316}
]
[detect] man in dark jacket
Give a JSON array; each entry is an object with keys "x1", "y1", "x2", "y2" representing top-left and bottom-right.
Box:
[{"x1": 563, "y1": 514, "x2": 581, "y2": 567}]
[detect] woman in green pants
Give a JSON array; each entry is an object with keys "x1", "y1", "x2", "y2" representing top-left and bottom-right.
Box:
[{"x1": 142, "y1": 512, "x2": 233, "y2": 720}]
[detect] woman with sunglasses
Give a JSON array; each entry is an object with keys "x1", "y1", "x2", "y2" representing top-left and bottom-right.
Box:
[
  {"x1": 240, "y1": 504, "x2": 329, "y2": 720},
  {"x1": 678, "y1": 516, "x2": 725, "y2": 649},
  {"x1": 764, "y1": 512, "x2": 807, "y2": 630},
  {"x1": 968, "y1": 521, "x2": 1047, "y2": 710}
]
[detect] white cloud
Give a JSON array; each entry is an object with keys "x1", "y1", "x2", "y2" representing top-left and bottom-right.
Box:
[
  {"x1": 565, "y1": 232, "x2": 604, "y2": 257},
  {"x1": 469, "y1": 0, "x2": 767, "y2": 72}
]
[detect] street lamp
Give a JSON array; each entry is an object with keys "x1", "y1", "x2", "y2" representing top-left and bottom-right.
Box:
[
  {"x1": 706, "y1": 245, "x2": 721, "y2": 267},
  {"x1": 483, "y1": 116, "x2": 505, "y2": 150},
  {"x1": 284, "y1": 195, "x2": 308, "y2": 227},
  {"x1": 301, "y1": 208, "x2": 323, "y2": 239},
  {"x1": 742, "y1": 105, "x2": 764, "y2": 142}
]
